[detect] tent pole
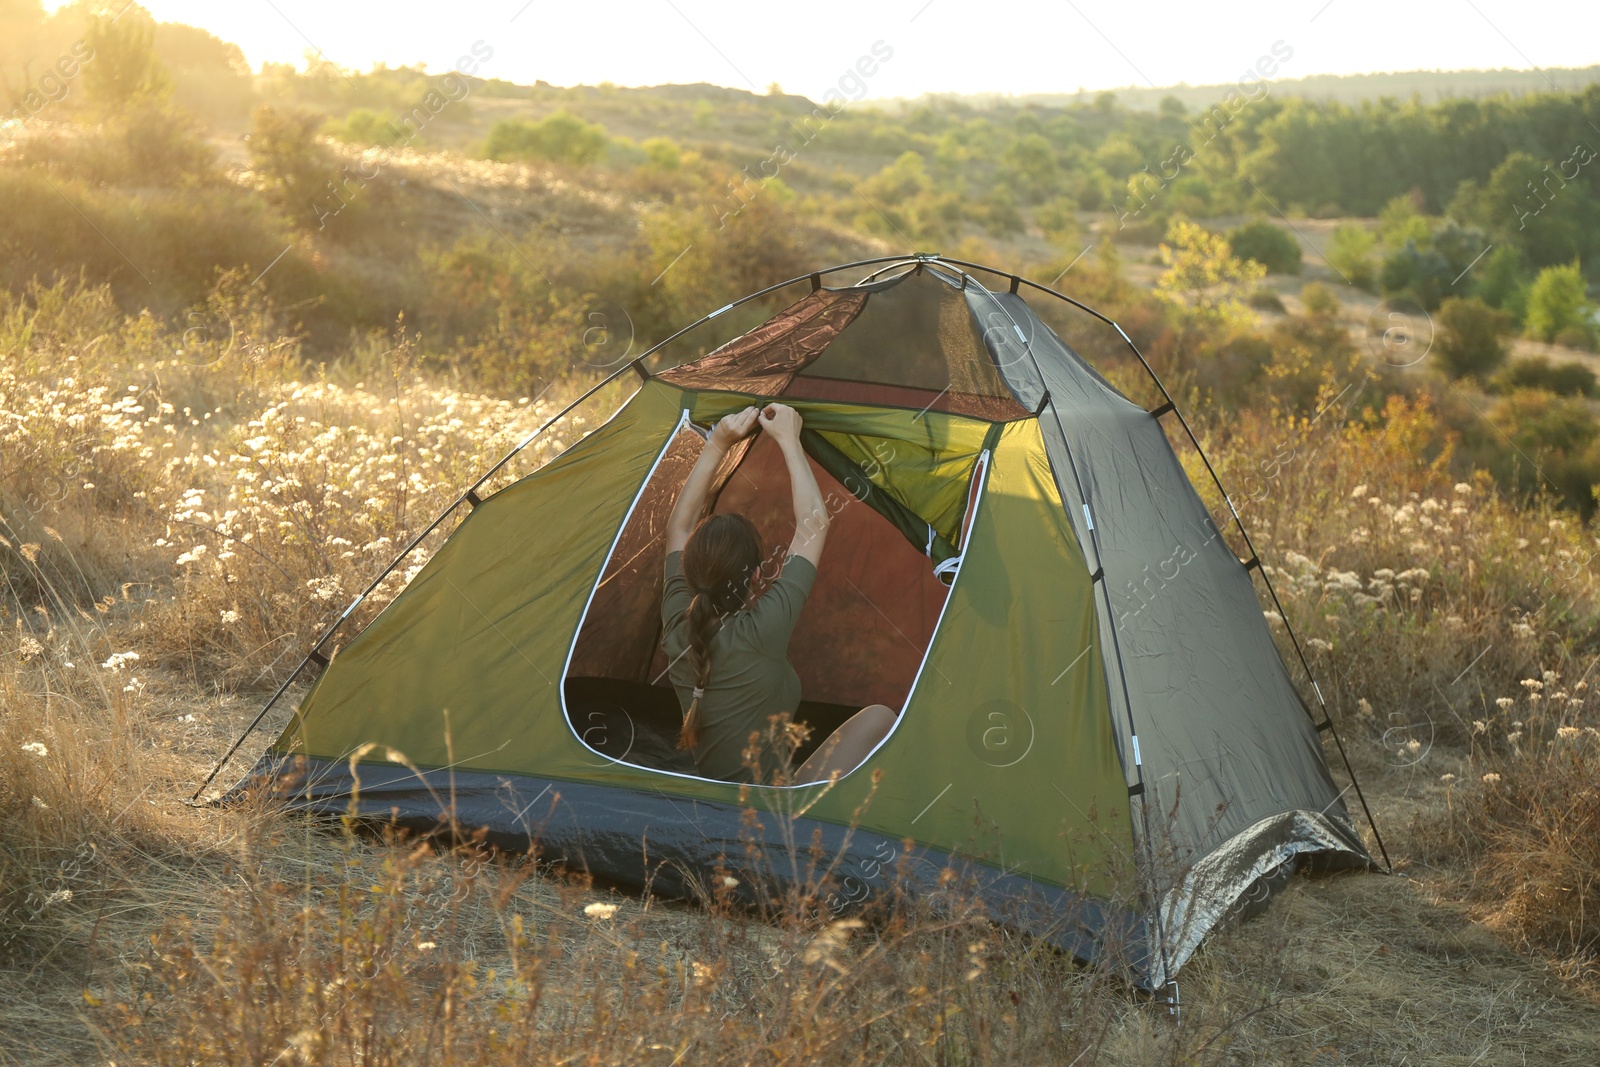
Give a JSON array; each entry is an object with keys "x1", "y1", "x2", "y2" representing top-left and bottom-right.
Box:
[
  {"x1": 950, "y1": 266, "x2": 1179, "y2": 986},
  {"x1": 1096, "y1": 322, "x2": 1393, "y2": 873}
]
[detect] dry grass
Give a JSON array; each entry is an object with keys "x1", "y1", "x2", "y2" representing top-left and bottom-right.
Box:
[{"x1": 6, "y1": 276, "x2": 1600, "y2": 1064}]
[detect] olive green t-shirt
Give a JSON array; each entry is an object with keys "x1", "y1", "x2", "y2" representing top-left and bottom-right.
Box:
[{"x1": 661, "y1": 550, "x2": 816, "y2": 783}]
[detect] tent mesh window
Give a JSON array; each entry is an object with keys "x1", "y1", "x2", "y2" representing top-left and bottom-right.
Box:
[{"x1": 790, "y1": 273, "x2": 1030, "y2": 420}]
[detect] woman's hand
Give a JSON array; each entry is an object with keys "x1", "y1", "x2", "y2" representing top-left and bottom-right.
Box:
[
  {"x1": 758, "y1": 403, "x2": 803, "y2": 448},
  {"x1": 709, "y1": 406, "x2": 760, "y2": 451}
]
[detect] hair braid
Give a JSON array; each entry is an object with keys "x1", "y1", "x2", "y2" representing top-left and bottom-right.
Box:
[
  {"x1": 679, "y1": 590, "x2": 721, "y2": 750},
  {"x1": 677, "y1": 512, "x2": 763, "y2": 751}
]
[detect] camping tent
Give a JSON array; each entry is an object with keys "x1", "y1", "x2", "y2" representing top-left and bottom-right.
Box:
[{"x1": 216, "y1": 257, "x2": 1382, "y2": 990}]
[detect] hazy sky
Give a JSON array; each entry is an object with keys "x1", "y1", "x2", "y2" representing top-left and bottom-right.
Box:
[{"x1": 66, "y1": 0, "x2": 1600, "y2": 100}]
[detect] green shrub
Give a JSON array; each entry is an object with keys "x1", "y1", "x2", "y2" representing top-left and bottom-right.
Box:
[
  {"x1": 1380, "y1": 240, "x2": 1453, "y2": 309},
  {"x1": 640, "y1": 136, "x2": 681, "y2": 170},
  {"x1": 1435, "y1": 297, "x2": 1512, "y2": 379},
  {"x1": 1377, "y1": 192, "x2": 1431, "y2": 246},
  {"x1": 248, "y1": 104, "x2": 339, "y2": 230},
  {"x1": 1472, "y1": 243, "x2": 1530, "y2": 321},
  {"x1": 1487, "y1": 389, "x2": 1600, "y2": 517},
  {"x1": 82, "y1": 7, "x2": 171, "y2": 114},
  {"x1": 484, "y1": 111, "x2": 609, "y2": 165},
  {"x1": 1524, "y1": 261, "x2": 1593, "y2": 343},
  {"x1": 1326, "y1": 224, "x2": 1378, "y2": 291},
  {"x1": 328, "y1": 108, "x2": 410, "y2": 147},
  {"x1": 1300, "y1": 281, "x2": 1340, "y2": 318},
  {"x1": 1034, "y1": 196, "x2": 1081, "y2": 242},
  {"x1": 1493, "y1": 355, "x2": 1596, "y2": 397},
  {"x1": 1227, "y1": 218, "x2": 1302, "y2": 274}
]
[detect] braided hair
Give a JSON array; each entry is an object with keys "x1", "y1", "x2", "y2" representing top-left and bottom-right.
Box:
[{"x1": 678, "y1": 512, "x2": 763, "y2": 750}]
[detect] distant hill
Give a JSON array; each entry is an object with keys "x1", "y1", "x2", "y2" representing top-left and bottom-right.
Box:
[{"x1": 878, "y1": 65, "x2": 1600, "y2": 113}]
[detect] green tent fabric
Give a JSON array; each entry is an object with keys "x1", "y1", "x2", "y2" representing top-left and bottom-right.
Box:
[
  {"x1": 235, "y1": 262, "x2": 1373, "y2": 989},
  {"x1": 797, "y1": 427, "x2": 959, "y2": 572}
]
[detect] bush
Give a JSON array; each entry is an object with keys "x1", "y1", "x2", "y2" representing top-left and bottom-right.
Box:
[
  {"x1": 1434, "y1": 297, "x2": 1512, "y2": 379},
  {"x1": 1524, "y1": 261, "x2": 1593, "y2": 343},
  {"x1": 1300, "y1": 282, "x2": 1340, "y2": 318},
  {"x1": 484, "y1": 111, "x2": 609, "y2": 165},
  {"x1": 248, "y1": 104, "x2": 339, "y2": 230},
  {"x1": 1472, "y1": 243, "x2": 1530, "y2": 321},
  {"x1": 328, "y1": 108, "x2": 411, "y2": 147},
  {"x1": 640, "y1": 136, "x2": 681, "y2": 170},
  {"x1": 1380, "y1": 240, "x2": 1453, "y2": 310},
  {"x1": 1247, "y1": 288, "x2": 1286, "y2": 313},
  {"x1": 1493, "y1": 355, "x2": 1597, "y2": 397},
  {"x1": 1468, "y1": 730, "x2": 1600, "y2": 967},
  {"x1": 1487, "y1": 389, "x2": 1600, "y2": 517},
  {"x1": 1228, "y1": 218, "x2": 1302, "y2": 275},
  {"x1": 1326, "y1": 224, "x2": 1378, "y2": 291}
]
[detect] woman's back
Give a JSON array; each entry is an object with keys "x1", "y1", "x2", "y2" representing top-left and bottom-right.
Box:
[{"x1": 661, "y1": 549, "x2": 816, "y2": 781}]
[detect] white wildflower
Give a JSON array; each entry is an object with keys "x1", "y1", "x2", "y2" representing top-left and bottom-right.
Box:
[
  {"x1": 1453, "y1": 482, "x2": 1472, "y2": 496},
  {"x1": 1349, "y1": 484, "x2": 1368, "y2": 499},
  {"x1": 20, "y1": 741, "x2": 48, "y2": 757},
  {"x1": 101, "y1": 651, "x2": 140, "y2": 671},
  {"x1": 1482, "y1": 772, "x2": 1501, "y2": 785},
  {"x1": 306, "y1": 576, "x2": 342, "y2": 602},
  {"x1": 1283, "y1": 550, "x2": 1316, "y2": 573},
  {"x1": 1307, "y1": 638, "x2": 1333, "y2": 652},
  {"x1": 1440, "y1": 773, "x2": 1456, "y2": 783},
  {"x1": 31, "y1": 796, "x2": 48, "y2": 810},
  {"x1": 174, "y1": 544, "x2": 207, "y2": 565},
  {"x1": 1557, "y1": 726, "x2": 1582, "y2": 740},
  {"x1": 584, "y1": 902, "x2": 618, "y2": 920},
  {"x1": 1495, "y1": 697, "x2": 1514, "y2": 709},
  {"x1": 220, "y1": 610, "x2": 240, "y2": 625},
  {"x1": 1520, "y1": 678, "x2": 1544, "y2": 691}
]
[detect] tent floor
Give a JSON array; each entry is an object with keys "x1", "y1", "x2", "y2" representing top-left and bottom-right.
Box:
[{"x1": 563, "y1": 677, "x2": 861, "y2": 779}]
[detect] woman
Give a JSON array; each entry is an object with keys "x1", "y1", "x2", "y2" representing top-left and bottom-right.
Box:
[{"x1": 661, "y1": 402, "x2": 896, "y2": 785}]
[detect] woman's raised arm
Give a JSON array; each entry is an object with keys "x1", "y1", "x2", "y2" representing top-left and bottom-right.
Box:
[
  {"x1": 665, "y1": 406, "x2": 759, "y2": 554},
  {"x1": 760, "y1": 404, "x2": 830, "y2": 566}
]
